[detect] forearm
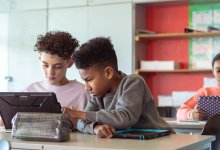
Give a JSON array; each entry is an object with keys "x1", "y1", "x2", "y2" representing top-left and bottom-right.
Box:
[
  {"x1": 71, "y1": 111, "x2": 86, "y2": 120},
  {"x1": 85, "y1": 108, "x2": 140, "y2": 129}
]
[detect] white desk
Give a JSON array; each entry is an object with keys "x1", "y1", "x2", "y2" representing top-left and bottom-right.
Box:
[
  {"x1": 0, "y1": 132, "x2": 215, "y2": 150},
  {"x1": 165, "y1": 118, "x2": 206, "y2": 134}
]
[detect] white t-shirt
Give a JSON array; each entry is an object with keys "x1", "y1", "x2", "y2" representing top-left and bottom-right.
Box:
[{"x1": 23, "y1": 80, "x2": 90, "y2": 111}]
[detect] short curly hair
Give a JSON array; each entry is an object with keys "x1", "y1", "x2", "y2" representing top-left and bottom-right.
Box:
[
  {"x1": 212, "y1": 53, "x2": 220, "y2": 68},
  {"x1": 73, "y1": 37, "x2": 118, "y2": 71},
  {"x1": 34, "y1": 31, "x2": 79, "y2": 60}
]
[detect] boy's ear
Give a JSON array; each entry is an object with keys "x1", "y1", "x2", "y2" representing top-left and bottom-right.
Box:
[
  {"x1": 67, "y1": 59, "x2": 74, "y2": 68},
  {"x1": 104, "y1": 67, "x2": 114, "y2": 80}
]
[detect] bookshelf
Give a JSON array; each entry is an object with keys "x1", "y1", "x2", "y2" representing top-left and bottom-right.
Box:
[
  {"x1": 136, "y1": 69, "x2": 212, "y2": 74},
  {"x1": 135, "y1": 32, "x2": 220, "y2": 41},
  {"x1": 134, "y1": 1, "x2": 216, "y2": 103}
]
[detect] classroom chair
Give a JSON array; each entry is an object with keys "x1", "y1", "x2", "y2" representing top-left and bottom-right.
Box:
[
  {"x1": 201, "y1": 114, "x2": 220, "y2": 150},
  {"x1": 0, "y1": 139, "x2": 10, "y2": 150}
]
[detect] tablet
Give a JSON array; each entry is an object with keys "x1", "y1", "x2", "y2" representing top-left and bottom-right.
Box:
[
  {"x1": 198, "y1": 96, "x2": 220, "y2": 120},
  {"x1": 113, "y1": 129, "x2": 170, "y2": 140},
  {"x1": 0, "y1": 92, "x2": 61, "y2": 130}
]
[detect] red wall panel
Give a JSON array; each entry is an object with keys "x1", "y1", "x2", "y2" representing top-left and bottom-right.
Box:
[{"x1": 142, "y1": 4, "x2": 213, "y2": 102}]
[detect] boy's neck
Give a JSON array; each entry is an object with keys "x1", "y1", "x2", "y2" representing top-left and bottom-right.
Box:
[
  {"x1": 56, "y1": 77, "x2": 70, "y2": 86},
  {"x1": 110, "y1": 71, "x2": 122, "y2": 93}
]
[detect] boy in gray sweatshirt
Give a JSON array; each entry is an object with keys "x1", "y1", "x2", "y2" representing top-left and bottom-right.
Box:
[{"x1": 63, "y1": 37, "x2": 174, "y2": 138}]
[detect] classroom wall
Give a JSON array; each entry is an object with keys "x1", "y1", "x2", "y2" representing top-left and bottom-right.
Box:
[
  {"x1": 0, "y1": 0, "x2": 133, "y2": 91},
  {"x1": 0, "y1": 13, "x2": 8, "y2": 91}
]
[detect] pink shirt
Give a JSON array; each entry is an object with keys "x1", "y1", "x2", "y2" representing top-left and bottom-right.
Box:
[
  {"x1": 24, "y1": 80, "x2": 90, "y2": 111},
  {"x1": 176, "y1": 86, "x2": 220, "y2": 120}
]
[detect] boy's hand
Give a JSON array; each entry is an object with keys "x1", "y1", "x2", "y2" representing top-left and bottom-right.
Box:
[
  {"x1": 94, "y1": 124, "x2": 115, "y2": 138},
  {"x1": 0, "y1": 118, "x2": 4, "y2": 126},
  {"x1": 190, "y1": 105, "x2": 206, "y2": 120},
  {"x1": 62, "y1": 107, "x2": 86, "y2": 120}
]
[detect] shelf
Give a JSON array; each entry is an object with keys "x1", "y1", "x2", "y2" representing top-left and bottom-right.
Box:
[
  {"x1": 136, "y1": 69, "x2": 212, "y2": 74},
  {"x1": 135, "y1": 32, "x2": 220, "y2": 41}
]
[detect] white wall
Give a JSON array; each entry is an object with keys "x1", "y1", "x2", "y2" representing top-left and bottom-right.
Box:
[
  {"x1": 49, "y1": 1, "x2": 133, "y2": 82},
  {"x1": 48, "y1": 6, "x2": 88, "y2": 83},
  {"x1": 8, "y1": 10, "x2": 47, "y2": 91},
  {"x1": 0, "y1": 13, "x2": 8, "y2": 91},
  {"x1": 2, "y1": 0, "x2": 134, "y2": 91},
  {"x1": 88, "y1": 3, "x2": 133, "y2": 74}
]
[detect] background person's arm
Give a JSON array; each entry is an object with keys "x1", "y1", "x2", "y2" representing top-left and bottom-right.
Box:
[{"x1": 176, "y1": 88, "x2": 206, "y2": 120}]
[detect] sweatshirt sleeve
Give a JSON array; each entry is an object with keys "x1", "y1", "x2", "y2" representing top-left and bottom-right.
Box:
[
  {"x1": 85, "y1": 76, "x2": 146, "y2": 129},
  {"x1": 76, "y1": 96, "x2": 100, "y2": 134},
  {"x1": 76, "y1": 119, "x2": 96, "y2": 134},
  {"x1": 176, "y1": 88, "x2": 206, "y2": 120}
]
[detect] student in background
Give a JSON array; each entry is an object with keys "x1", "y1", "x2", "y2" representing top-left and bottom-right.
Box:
[
  {"x1": 177, "y1": 53, "x2": 220, "y2": 121},
  {"x1": 24, "y1": 31, "x2": 90, "y2": 110},
  {"x1": 63, "y1": 37, "x2": 174, "y2": 138}
]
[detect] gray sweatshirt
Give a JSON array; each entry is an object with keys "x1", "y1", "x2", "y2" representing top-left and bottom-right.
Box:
[{"x1": 77, "y1": 72, "x2": 174, "y2": 134}]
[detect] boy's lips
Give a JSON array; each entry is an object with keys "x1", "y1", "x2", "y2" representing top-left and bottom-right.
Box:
[
  {"x1": 48, "y1": 77, "x2": 55, "y2": 80},
  {"x1": 90, "y1": 92, "x2": 95, "y2": 96}
]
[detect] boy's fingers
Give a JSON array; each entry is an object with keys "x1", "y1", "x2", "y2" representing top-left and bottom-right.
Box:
[
  {"x1": 194, "y1": 104, "x2": 198, "y2": 109},
  {"x1": 98, "y1": 131, "x2": 105, "y2": 138},
  {"x1": 109, "y1": 126, "x2": 115, "y2": 134},
  {"x1": 101, "y1": 126, "x2": 111, "y2": 138},
  {"x1": 105, "y1": 126, "x2": 113, "y2": 138},
  {"x1": 94, "y1": 124, "x2": 115, "y2": 138}
]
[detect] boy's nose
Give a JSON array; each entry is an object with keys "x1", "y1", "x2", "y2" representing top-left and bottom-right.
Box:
[
  {"x1": 85, "y1": 83, "x2": 92, "y2": 91},
  {"x1": 48, "y1": 67, "x2": 55, "y2": 75}
]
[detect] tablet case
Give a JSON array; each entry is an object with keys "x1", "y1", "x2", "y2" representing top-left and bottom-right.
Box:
[
  {"x1": 113, "y1": 129, "x2": 170, "y2": 140},
  {"x1": 11, "y1": 112, "x2": 72, "y2": 142},
  {"x1": 0, "y1": 92, "x2": 61, "y2": 130},
  {"x1": 198, "y1": 96, "x2": 220, "y2": 120}
]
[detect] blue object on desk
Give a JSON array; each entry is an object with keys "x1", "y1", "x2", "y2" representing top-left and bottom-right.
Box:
[{"x1": 113, "y1": 129, "x2": 170, "y2": 140}]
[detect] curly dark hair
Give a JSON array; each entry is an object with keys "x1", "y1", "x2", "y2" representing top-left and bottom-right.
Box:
[
  {"x1": 212, "y1": 53, "x2": 220, "y2": 68},
  {"x1": 34, "y1": 31, "x2": 79, "y2": 60},
  {"x1": 73, "y1": 37, "x2": 118, "y2": 70}
]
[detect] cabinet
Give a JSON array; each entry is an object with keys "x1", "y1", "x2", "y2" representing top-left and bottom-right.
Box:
[{"x1": 134, "y1": 1, "x2": 219, "y2": 103}]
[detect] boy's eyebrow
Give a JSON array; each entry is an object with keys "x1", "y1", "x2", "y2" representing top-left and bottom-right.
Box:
[
  {"x1": 41, "y1": 61, "x2": 48, "y2": 64},
  {"x1": 41, "y1": 61, "x2": 63, "y2": 66}
]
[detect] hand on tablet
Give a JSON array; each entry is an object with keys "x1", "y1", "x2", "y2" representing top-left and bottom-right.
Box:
[
  {"x1": 62, "y1": 107, "x2": 86, "y2": 120},
  {"x1": 94, "y1": 124, "x2": 115, "y2": 138},
  {"x1": 190, "y1": 105, "x2": 206, "y2": 120}
]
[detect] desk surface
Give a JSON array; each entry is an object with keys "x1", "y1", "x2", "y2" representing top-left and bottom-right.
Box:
[{"x1": 0, "y1": 132, "x2": 215, "y2": 150}]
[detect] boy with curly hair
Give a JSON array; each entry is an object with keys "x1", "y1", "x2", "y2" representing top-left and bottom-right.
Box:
[
  {"x1": 24, "y1": 31, "x2": 90, "y2": 111},
  {"x1": 0, "y1": 31, "x2": 90, "y2": 126},
  {"x1": 63, "y1": 37, "x2": 174, "y2": 138}
]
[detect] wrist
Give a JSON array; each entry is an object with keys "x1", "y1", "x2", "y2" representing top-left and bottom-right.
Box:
[{"x1": 77, "y1": 111, "x2": 86, "y2": 120}]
